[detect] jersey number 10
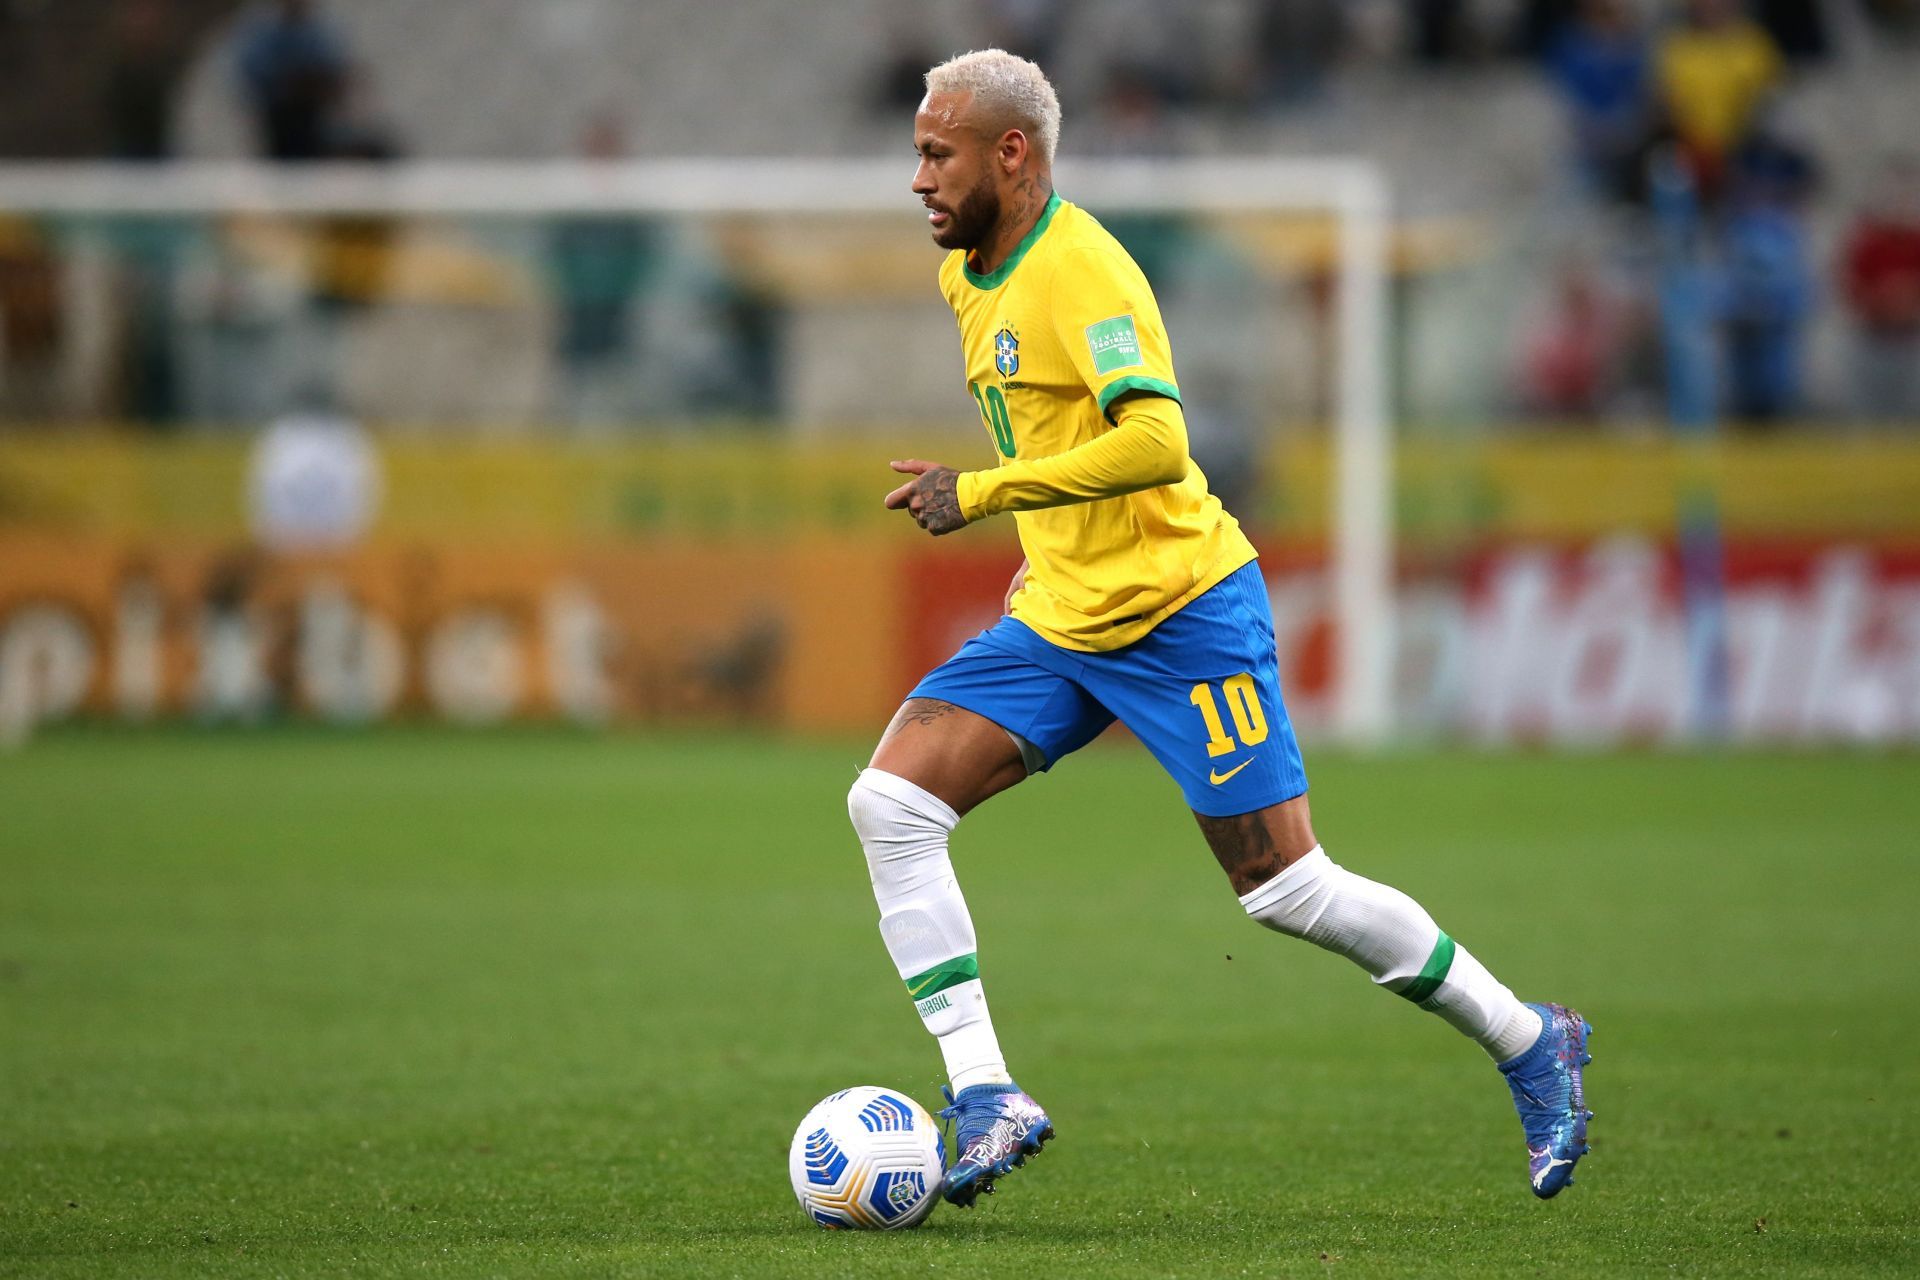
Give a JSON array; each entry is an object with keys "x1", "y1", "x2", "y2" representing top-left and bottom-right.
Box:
[
  {"x1": 1189, "y1": 674, "x2": 1269, "y2": 757},
  {"x1": 970, "y1": 381, "x2": 1017, "y2": 458}
]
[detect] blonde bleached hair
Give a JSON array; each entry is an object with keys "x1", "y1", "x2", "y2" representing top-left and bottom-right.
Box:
[{"x1": 924, "y1": 48, "x2": 1061, "y2": 167}]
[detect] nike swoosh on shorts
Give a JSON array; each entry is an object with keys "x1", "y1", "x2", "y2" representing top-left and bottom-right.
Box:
[{"x1": 1209, "y1": 759, "x2": 1253, "y2": 785}]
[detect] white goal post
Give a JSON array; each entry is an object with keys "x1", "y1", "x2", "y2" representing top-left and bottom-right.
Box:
[{"x1": 0, "y1": 158, "x2": 1395, "y2": 746}]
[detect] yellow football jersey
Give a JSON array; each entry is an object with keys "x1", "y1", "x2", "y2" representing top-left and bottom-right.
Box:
[{"x1": 942, "y1": 192, "x2": 1257, "y2": 652}]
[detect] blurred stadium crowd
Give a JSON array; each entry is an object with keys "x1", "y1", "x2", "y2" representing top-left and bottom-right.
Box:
[
  {"x1": 3, "y1": 2, "x2": 1919, "y2": 746},
  {"x1": 0, "y1": 0, "x2": 1916, "y2": 433}
]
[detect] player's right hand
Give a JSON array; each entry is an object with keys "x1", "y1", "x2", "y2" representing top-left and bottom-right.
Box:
[{"x1": 884, "y1": 459, "x2": 968, "y2": 535}]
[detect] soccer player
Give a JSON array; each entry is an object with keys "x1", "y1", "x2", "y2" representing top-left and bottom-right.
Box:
[{"x1": 849, "y1": 49, "x2": 1593, "y2": 1208}]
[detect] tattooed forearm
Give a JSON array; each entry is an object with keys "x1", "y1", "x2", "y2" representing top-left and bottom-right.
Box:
[{"x1": 916, "y1": 467, "x2": 966, "y2": 535}]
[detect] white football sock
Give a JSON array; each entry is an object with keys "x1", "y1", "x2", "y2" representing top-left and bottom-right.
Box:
[
  {"x1": 848, "y1": 768, "x2": 1012, "y2": 1091},
  {"x1": 1239, "y1": 846, "x2": 1543, "y2": 1063}
]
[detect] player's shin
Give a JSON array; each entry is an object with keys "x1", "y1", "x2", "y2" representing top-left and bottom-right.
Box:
[
  {"x1": 848, "y1": 768, "x2": 1012, "y2": 1090},
  {"x1": 1238, "y1": 847, "x2": 1543, "y2": 1062}
]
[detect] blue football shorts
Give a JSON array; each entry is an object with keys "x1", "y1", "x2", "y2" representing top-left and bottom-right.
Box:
[{"x1": 908, "y1": 561, "x2": 1308, "y2": 817}]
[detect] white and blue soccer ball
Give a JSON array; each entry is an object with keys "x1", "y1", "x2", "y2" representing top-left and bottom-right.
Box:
[{"x1": 788, "y1": 1086, "x2": 944, "y2": 1230}]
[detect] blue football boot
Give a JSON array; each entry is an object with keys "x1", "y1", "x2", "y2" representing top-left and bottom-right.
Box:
[
  {"x1": 1498, "y1": 1002, "x2": 1594, "y2": 1198},
  {"x1": 938, "y1": 1081, "x2": 1055, "y2": 1207}
]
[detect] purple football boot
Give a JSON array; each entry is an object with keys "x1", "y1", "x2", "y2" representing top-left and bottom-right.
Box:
[
  {"x1": 1498, "y1": 1002, "x2": 1594, "y2": 1198},
  {"x1": 937, "y1": 1081, "x2": 1055, "y2": 1207}
]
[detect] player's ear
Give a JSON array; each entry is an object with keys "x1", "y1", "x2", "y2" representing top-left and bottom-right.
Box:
[{"x1": 997, "y1": 128, "x2": 1029, "y2": 175}]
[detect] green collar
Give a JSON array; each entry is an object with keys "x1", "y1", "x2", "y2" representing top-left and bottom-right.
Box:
[{"x1": 961, "y1": 191, "x2": 1062, "y2": 290}]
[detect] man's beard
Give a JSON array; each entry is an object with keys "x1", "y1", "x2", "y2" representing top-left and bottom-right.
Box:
[{"x1": 931, "y1": 173, "x2": 1001, "y2": 252}]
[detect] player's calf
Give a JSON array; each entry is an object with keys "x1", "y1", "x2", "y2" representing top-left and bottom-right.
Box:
[
  {"x1": 849, "y1": 767, "x2": 1013, "y2": 1092},
  {"x1": 1237, "y1": 843, "x2": 1543, "y2": 1062},
  {"x1": 1234, "y1": 838, "x2": 1597, "y2": 1196}
]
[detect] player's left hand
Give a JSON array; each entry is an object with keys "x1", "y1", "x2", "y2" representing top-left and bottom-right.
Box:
[{"x1": 884, "y1": 460, "x2": 968, "y2": 535}]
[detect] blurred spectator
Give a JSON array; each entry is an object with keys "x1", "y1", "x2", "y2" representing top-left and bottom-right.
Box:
[
  {"x1": 1513, "y1": 0, "x2": 1580, "y2": 58},
  {"x1": 1086, "y1": 62, "x2": 1180, "y2": 155},
  {"x1": 1838, "y1": 157, "x2": 1920, "y2": 422},
  {"x1": 1517, "y1": 257, "x2": 1627, "y2": 419},
  {"x1": 1718, "y1": 157, "x2": 1815, "y2": 424},
  {"x1": 107, "y1": 216, "x2": 194, "y2": 425},
  {"x1": 547, "y1": 115, "x2": 659, "y2": 426},
  {"x1": 694, "y1": 276, "x2": 783, "y2": 420},
  {"x1": 1410, "y1": 0, "x2": 1471, "y2": 64},
  {"x1": 1544, "y1": 0, "x2": 1653, "y2": 200},
  {"x1": 0, "y1": 218, "x2": 64, "y2": 416},
  {"x1": 1337, "y1": 0, "x2": 1404, "y2": 60},
  {"x1": 982, "y1": 0, "x2": 1066, "y2": 69},
  {"x1": 234, "y1": 0, "x2": 351, "y2": 161},
  {"x1": 1751, "y1": 0, "x2": 1829, "y2": 62},
  {"x1": 1727, "y1": 106, "x2": 1817, "y2": 200},
  {"x1": 1859, "y1": 0, "x2": 1920, "y2": 40},
  {"x1": 1656, "y1": 0, "x2": 1783, "y2": 198},
  {"x1": 1080, "y1": 0, "x2": 1200, "y2": 109},
  {"x1": 324, "y1": 67, "x2": 401, "y2": 162},
  {"x1": 307, "y1": 69, "x2": 404, "y2": 324},
  {"x1": 871, "y1": 21, "x2": 937, "y2": 115},
  {"x1": 104, "y1": 0, "x2": 182, "y2": 160},
  {"x1": 1246, "y1": 0, "x2": 1347, "y2": 110}
]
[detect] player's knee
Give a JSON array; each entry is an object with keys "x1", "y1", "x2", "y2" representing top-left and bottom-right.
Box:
[
  {"x1": 850, "y1": 768, "x2": 961, "y2": 903},
  {"x1": 846, "y1": 771, "x2": 890, "y2": 847},
  {"x1": 848, "y1": 768, "x2": 959, "y2": 861}
]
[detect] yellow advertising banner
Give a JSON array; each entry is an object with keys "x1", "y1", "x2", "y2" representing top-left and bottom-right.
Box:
[
  {"x1": 4, "y1": 432, "x2": 1919, "y2": 740},
  {"x1": 0, "y1": 534, "x2": 901, "y2": 734},
  {"x1": 4, "y1": 433, "x2": 1919, "y2": 541}
]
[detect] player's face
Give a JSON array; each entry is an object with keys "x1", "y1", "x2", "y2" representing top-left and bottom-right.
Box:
[{"x1": 912, "y1": 93, "x2": 1002, "y2": 252}]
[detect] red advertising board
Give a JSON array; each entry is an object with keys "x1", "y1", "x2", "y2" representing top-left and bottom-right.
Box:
[{"x1": 896, "y1": 538, "x2": 1920, "y2": 744}]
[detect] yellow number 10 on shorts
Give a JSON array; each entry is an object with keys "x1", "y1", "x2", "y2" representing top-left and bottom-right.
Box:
[{"x1": 1190, "y1": 674, "x2": 1270, "y2": 759}]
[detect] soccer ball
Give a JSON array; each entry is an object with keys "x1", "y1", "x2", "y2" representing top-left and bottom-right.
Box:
[{"x1": 788, "y1": 1086, "x2": 945, "y2": 1230}]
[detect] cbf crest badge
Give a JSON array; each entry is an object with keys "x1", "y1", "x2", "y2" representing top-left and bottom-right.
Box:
[{"x1": 993, "y1": 327, "x2": 1020, "y2": 378}]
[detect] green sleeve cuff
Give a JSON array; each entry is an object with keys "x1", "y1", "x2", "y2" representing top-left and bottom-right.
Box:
[{"x1": 1097, "y1": 375, "x2": 1181, "y2": 423}]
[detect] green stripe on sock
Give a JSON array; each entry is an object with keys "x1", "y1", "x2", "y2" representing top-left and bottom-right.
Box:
[
  {"x1": 1398, "y1": 932, "x2": 1455, "y2": 1005},
  {"x1": 904, "y1": 954, "x2": 979, "y2": 1002}
]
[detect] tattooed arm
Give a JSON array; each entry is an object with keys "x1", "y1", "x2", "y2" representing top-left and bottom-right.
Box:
[
  {"x1": 955, "y1": 392, "x2": 1187, "y2": 520},
  {"x1": 880, "y1": 391, "x2": 1186, "y2": 537}
]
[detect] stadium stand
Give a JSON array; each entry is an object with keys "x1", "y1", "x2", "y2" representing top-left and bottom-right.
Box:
[{"x1": 3, "y1": 0, "x2": 1919, "y2": 429}]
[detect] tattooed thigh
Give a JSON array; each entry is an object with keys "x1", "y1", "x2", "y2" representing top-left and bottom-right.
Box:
[{"x1": 879, "y1": 698, "x2": 965, "y2": 744}]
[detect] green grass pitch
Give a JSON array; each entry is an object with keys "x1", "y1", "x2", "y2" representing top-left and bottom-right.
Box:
[{"x1": 2, "y1": 728, "x2": 1916, "y2": 1277}]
